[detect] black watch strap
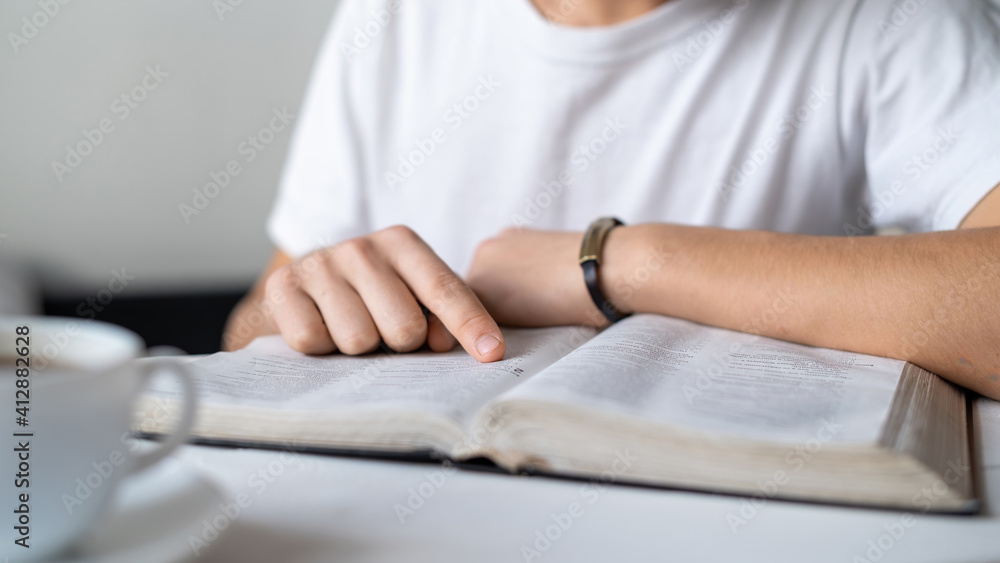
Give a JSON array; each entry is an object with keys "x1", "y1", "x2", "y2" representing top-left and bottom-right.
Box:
[{"x1": 579, "y1": 217, "x2": 629, "y2": 323}]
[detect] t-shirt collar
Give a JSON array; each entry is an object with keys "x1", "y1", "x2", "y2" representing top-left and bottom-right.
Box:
[{"x1": 491, "y1": 0, "x2": 733, "y2": 65}]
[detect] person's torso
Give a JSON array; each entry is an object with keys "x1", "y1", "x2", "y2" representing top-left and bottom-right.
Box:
[{"x1": 350, "y1": 0, "x2": 871, "y2": 273}]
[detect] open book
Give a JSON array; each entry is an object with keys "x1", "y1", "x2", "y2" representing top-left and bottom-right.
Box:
[{"x1": 138, "y1": 314, "x2": 975, "y2": 512}]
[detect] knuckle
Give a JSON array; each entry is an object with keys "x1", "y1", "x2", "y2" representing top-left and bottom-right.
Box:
[
  {"x1": 333, "y1": 237, "x2": 376, "y2": 265},
  {"x1": 338, "y1": 330, "x2": 380, "y2": 356},
  {"x1": 267, "y1": 265, "x2": 300, "y2": 293},
  {"x1": 298, "y1": 247, "x2": 334, "y2": 273},
  {"x1": 380, "y1": 224, "x2": 420, "y2": 245},
  {"x1": 375, "y1": 225, "x2": 422, "y2": 247},
  {"x1": 286, "y1": 326, "x2": 331, "y2": 354},
  {"x1": 385, "y1": 315, "x2": 428, "y2": 351},
  {"x1": 431, "y1": 271, "x2": 469, "y2": 310},
  {"x1": 472, "y1": 237, "x2": 494, "y2": 259}
]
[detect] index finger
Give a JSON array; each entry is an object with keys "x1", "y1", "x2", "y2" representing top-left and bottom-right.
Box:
[{"x1": 376, "y1": 227, "x2": 505, "y2": 362}]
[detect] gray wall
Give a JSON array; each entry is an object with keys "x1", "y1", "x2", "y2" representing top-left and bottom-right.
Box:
[{"x1": 0, "y1": 0, "x2": 340, "y2": 297}]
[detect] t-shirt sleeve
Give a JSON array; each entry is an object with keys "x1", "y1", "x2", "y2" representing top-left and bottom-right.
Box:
[
  {"x1": 861, "y1": 0, "x2": 1000, "y2": 232},
  {"x1": 267, "y1": 0, "x2": 371, "y2": 258}
]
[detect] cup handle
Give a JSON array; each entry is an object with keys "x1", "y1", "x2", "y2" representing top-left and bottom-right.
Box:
[{"x1": 132, "y1": 358, "x2": 198, "y2": 472}]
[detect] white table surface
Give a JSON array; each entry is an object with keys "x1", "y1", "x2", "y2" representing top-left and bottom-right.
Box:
[{"x1": 135, "y1": 397, "x2": 1000, "y2": 563}]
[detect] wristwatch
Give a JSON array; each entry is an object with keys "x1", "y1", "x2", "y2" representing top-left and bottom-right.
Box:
[{"x1": 579, "y1": 217, "x2": 629, "y2": 323}]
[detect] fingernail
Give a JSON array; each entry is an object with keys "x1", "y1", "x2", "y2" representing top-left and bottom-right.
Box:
[{"x1": 476, "y1": 334, "x2": 501, "y2": 356}]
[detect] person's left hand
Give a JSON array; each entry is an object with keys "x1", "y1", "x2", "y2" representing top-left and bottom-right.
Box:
[{"x1": 466, "y1": 228, "x2": 610, "y2": 327}]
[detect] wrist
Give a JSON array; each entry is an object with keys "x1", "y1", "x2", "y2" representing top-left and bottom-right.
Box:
[
  {"x1": 599, "y1": 224, "x2": 671, "y2": 317},
  {"x1": 577, "y1": 218, "x2": 630, "y2": 326}
]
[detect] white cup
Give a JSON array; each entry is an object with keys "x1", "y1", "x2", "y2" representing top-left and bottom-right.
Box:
[{"x1": 0, "y1": 316, "x2": 197, "y2": 561}]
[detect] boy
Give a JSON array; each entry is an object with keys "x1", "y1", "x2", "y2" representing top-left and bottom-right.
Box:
[{"x1": 226, "y1": 0, "x2": 1000, "y2": 400}]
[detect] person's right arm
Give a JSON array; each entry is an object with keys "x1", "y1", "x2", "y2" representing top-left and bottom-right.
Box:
[{"x1": 222, "y1": 225, "x2": 506, "y2": 363}]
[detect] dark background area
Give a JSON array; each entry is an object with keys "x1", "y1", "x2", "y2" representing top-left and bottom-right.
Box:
[{"x1": 43, "y1": 290, "x2": 248, "y2": 355}]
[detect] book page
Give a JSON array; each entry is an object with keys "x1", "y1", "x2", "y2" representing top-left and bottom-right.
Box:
[
  {"x1": 150, "y1": 326, "x2": 595, "y2": 427},
  {"x1": 500, "y1": 315, "x2": 905, "y2": 444}
]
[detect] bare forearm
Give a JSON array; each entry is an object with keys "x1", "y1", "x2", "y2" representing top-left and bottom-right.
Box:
[{"x1": 602, "y1": 224, "x2": 1000, "y2": 399}]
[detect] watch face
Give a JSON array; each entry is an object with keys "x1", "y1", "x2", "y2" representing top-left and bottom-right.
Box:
[
  {"x1": 580, "y1": 218, "x2": 627, "y2": 322},
  {"x1": 580, "y1": 217, "x2": 623, "y2": 264}
]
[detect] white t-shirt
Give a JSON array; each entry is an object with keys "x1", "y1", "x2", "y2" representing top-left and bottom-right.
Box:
[{"x1": 268, "y1": 0, "x2": 1000, "y2": 274}]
